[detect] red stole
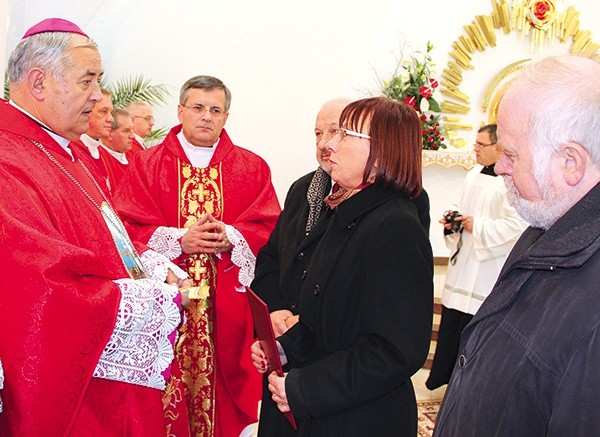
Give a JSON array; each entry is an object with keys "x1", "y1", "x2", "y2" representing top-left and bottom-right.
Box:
[{"x1": 163, "y1": 160, "x2": 223, "y2": 436}]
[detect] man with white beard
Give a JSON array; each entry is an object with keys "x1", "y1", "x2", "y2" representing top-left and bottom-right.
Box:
[{"x1": 433, "y1": 55, "x2": 600, "y2": 436}]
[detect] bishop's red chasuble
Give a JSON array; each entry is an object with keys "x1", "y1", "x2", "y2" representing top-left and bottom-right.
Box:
[
  {"x1": 114, "y1": 125, "x2": 281, "y2": 437},
  {"x1": 0, "y1": 100, "x2": 168, "y2": 436}
]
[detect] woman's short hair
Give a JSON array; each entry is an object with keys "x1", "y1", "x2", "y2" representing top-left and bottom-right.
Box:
[{"x1": 339, "y1": 97, "x2": 423, "y2": 197}]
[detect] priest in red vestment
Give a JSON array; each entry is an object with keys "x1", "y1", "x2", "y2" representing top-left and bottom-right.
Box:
[
  {"x1": 99, "y1": 108, "x2": 135, "y2": 192},
  {"x1": 114, "y1": 75, "x2": 281, "y2": 437},
  {"x1": 125, "y1": 100, "x2": 155, "y2": 161},
  {"x1": 0, "y1": 18, "x2": 189, "y2": 436}
]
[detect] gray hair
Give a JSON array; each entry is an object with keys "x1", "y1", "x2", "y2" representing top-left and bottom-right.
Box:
[
  {"x1": 111, "y1": 108, "x2": 130, "y2": 130},
  {"x1": 125, "y1": 100, "x2": 151, "y2": 113},
  {"x1": 516, "y1": 56, "x2": 600, "y2": 170},
  {"x1": 179, "y1": 75, "x2": 232, "y2": 111},
  {"x1": 8, "y1": 32, "x2": 98, "y2": 85}
]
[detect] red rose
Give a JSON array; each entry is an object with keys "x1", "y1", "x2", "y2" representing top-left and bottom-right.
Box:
[{"x1": 534, "y1": 1, "x2": 550, "y2": 20}]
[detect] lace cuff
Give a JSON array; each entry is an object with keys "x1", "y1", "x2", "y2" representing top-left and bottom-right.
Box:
[
  {"x1": 140, "y1": 249, "x2": 188, "y2": 282},
  {"x1": 0, "y1": 358, "x2": 3, "y2": 413},
  {"x1": 147, "y1": 226, "x2": 189, "y2": 261},
  {"x1": 226, "y1": 225, "x2": 256, "y2": 292},
  {"x1": 93, "y1": 278, "x2": 181, "y2": 390}
]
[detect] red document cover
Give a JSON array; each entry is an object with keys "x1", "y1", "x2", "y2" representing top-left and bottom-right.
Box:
[{"x1": 246, "y1": 287, "x2": 298, "y2": 430}]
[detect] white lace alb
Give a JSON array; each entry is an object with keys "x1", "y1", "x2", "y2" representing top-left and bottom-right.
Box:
[
  {"x1": 226, "y1": 225, "x2": 256, "y2": 292},
  {"x1": 147, "y1": 226, "x2": 189, "y2": 261},
  {"x1": 140, "y1": 249, "x2": 188, "y2": 282},
  {"x1": 93, "y1": 278, "x2": 181, "y2": 390}
]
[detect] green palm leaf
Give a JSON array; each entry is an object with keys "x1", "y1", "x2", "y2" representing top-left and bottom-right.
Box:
[
  {"x1": 4, "y1": 73, "x2": 9, "y2": 99},
  {"x1": 106, "y1": 74, "x2": 171, "y2": 109},
  {"x1": 104, "y1": 74, "x2": 173, "y2": 143},
  {"x1": 145, "y1": 126, "x2": 170, "y2": 147}
]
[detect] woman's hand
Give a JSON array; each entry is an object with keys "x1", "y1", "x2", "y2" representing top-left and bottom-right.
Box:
[
  {"x1": 268, "y1": 371, "x2": 290, "y2": 413},
  {"x1": 251, "y1": 341, "x2": 268, "y2": 374}
]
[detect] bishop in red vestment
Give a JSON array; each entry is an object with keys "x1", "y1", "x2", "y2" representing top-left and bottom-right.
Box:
[
  {"x1": 114, "y1": 77, "x2": 280, "y2": 436},
  {"x1": 0, "y1": 19, "x2": 188, "y2": 436}
]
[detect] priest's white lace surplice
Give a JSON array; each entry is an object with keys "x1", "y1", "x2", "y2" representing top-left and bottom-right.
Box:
[{"x1": 93, "y1": 278, "x2": 180, "y2": 390}]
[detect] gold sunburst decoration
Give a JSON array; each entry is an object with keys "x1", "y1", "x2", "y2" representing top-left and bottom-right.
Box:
[{"x1": 440, "y1": 0, "x2": 598, "y2": 149}]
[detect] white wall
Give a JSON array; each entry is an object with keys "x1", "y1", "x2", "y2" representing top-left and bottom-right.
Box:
[{"x1": 4, "y1": 0, "x2": 599, "y2": 255}]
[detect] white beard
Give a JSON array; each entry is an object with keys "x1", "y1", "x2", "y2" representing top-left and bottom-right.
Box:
[{"x1": 503, "y1": 169, "x2": 573, "y2": 230}]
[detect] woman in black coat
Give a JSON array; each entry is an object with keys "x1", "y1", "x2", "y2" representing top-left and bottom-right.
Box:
[{"x1": 251, "y1": 97, "x2": 433, "y2": 436}]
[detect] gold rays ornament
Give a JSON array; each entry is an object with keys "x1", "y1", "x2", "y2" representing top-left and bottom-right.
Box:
[{"x1": 440, "y1": 0, "x2": 598, "y2": 149}]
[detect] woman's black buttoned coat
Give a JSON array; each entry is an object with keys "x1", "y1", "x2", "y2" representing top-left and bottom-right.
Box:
[{"x1": 258, "y1": 183, "x2": 433, "y2": 436}]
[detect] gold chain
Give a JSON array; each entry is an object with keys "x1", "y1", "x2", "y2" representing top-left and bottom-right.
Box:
[{"x1": 29, "y1": 139, "x2": 133, "y2": 250}]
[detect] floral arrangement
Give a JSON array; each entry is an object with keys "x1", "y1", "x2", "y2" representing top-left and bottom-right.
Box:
[{"x1": 381, "y1": 41, "x2": 447, "y2": 151}]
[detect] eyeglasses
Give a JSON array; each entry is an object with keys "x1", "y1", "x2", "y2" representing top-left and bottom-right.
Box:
[
  {"x1": 133, "y1": 115, "x2": 155, "y2": 122},
  {"x1": 473, "y1": 141, "x2": 497, "y2": 149},
  {"x1": 337, "y1": 127, "x2": 371, "y2": 141},
  {"x1": 181, "y1": 104, "x2": 226, "y2": 118}
]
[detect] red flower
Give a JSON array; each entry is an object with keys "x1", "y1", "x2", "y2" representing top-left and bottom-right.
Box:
[
  {"x1": 404, "y1": 96, "x2": 416, "y2": 108},
  {"x1": 534, "y1": 1, "x2": 550, "y2": 20},
  {"x1": 419, "y1": 86, "x2": 432, "y2": 99},
  {"x1": 429, "y1": 78, "x2": 439, "y2": 89}
]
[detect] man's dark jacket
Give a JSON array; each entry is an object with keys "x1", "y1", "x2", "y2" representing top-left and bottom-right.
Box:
[{"x1": 434, "y1": 182, "x2": 600, "y2": 436}]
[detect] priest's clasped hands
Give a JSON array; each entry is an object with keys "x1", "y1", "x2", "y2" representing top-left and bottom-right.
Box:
[{"x1": 181, "y1": 213, "x2": 232, "y2": 255}]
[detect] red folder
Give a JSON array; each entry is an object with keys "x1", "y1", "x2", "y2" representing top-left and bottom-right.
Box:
[{"x1": 246, "y1": 287, "x2": 298, "y2": 430}]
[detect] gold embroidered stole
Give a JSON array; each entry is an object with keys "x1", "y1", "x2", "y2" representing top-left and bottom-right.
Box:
[{"x1": 173, "y1": 160, "x2": 223, "y2": 436}]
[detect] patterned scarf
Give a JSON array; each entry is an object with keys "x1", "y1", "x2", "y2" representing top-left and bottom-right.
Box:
[
  {"x1": 323, "y1": 179, "x2": 373, "y2": 210},
  {"x1": 305, "y1": 167, "x2": 329, "y2": 234}
]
